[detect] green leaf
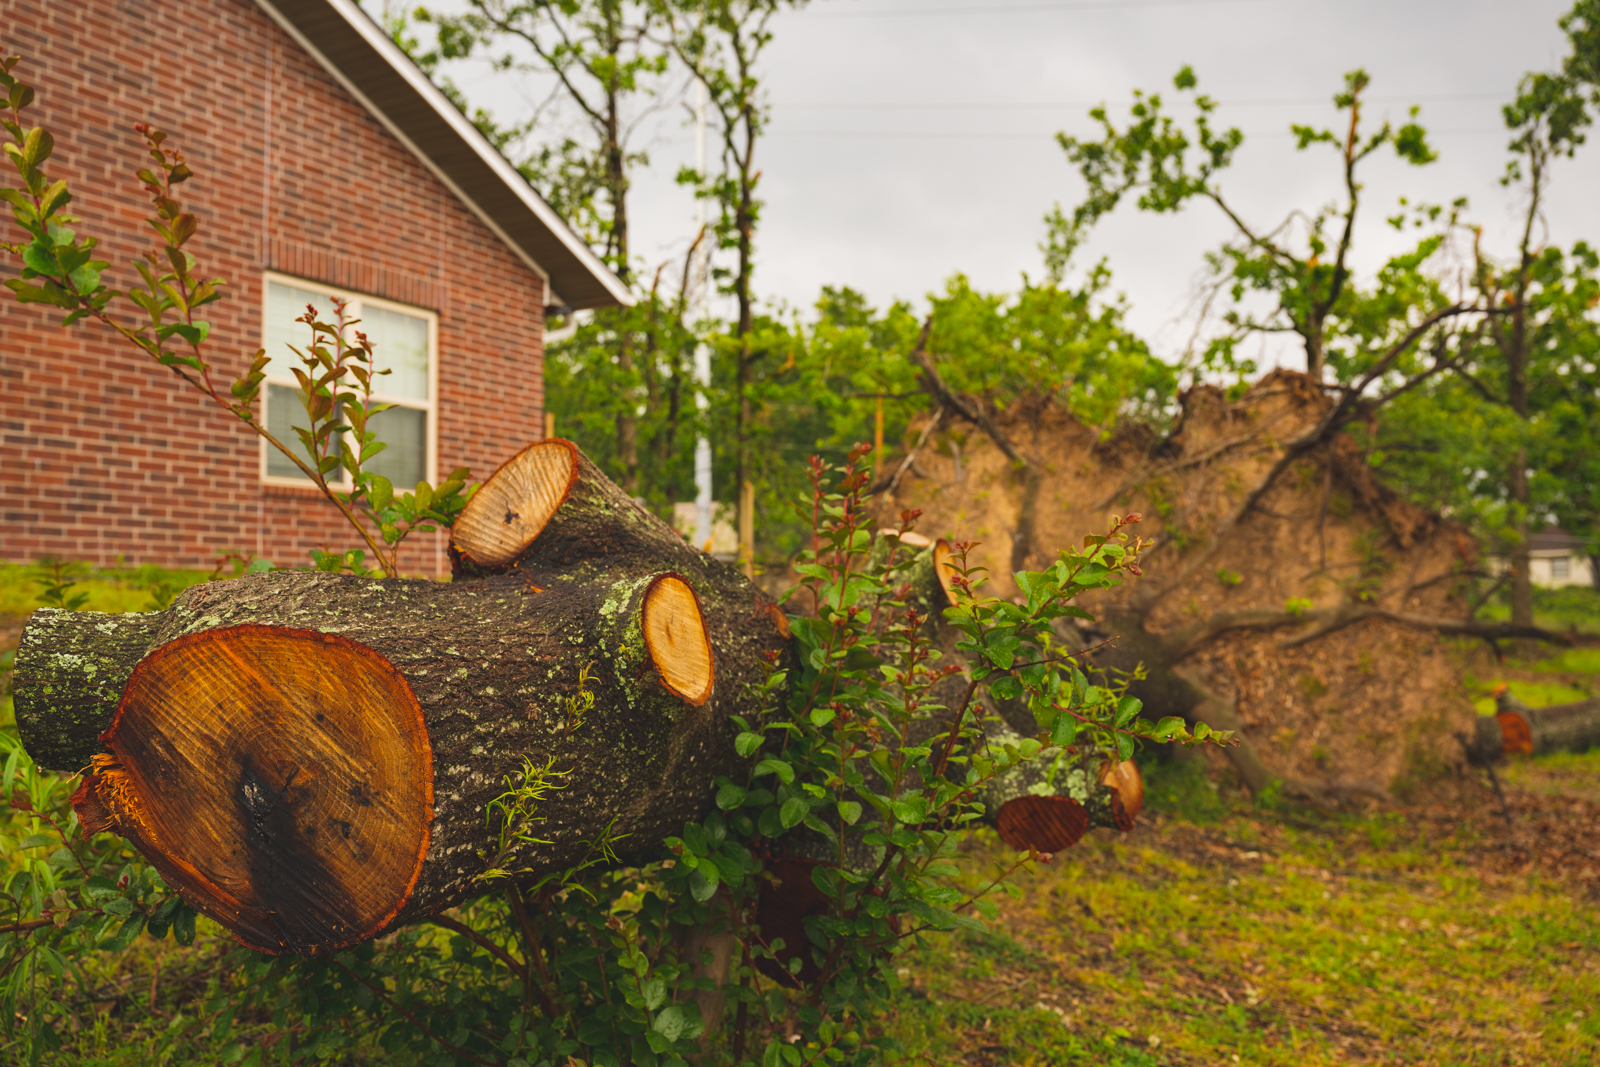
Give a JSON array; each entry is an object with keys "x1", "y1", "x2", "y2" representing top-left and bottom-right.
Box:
[
  {"x1": 779, "y1": 797, "x2": 808, "y2": 829},
  {"x1": 837, "y1": 800, "x2": 863, "y2": 825},
  {"x1": 990, "y1": 674, "x2": 1022, "y2": 701},
  {"x1": 368, "y1": 474, "x2": 394, "y2": 511},
  {"x1": 734, "y1": 731, "x2": 764, "y2": 758},
  {"x1": 173, "y1": 903, "x2": 197, "y2": 945},
  {"x1": 5, "y1": 277, "x2": 76, "y2": 308},
  {"x1": 715, "y1": 782, "x2": 747, "y2": 810},
  {"x1": 1050, "y1": 712, "x2": 1078, "y2": 746},
  {"x1": 753, "y1": 758, "x2": 794, "y2": 785},
  {"x1": 891, "y1": 795, "x2": 927, "y2": 825},
  {"x1": 653, "y1": 1005, "x2": 687, "y2": 1042},
  {"x1": 168, "y1": 321, "x2": 210, "y2": 346},
  {"x1": 689, "y1": 865, "x2": 718, "y2": 903},
  {"x1": 100, "y1": 913, "x2": 145, "y2": 951},
  {"x1": 83, "y1": 875, "x2": 120, "y2": 901},
  {"x1": 1115, "y1": 695, "x2": 1143, "y2": 728},
  {"x1": 21, "y1": 239, "x2": 56, "y2": 275}
]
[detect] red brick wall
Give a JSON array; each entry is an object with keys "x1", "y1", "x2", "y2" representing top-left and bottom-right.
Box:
[{"x1": 0, "y1": 0, "x2": 547, "y2": 575}]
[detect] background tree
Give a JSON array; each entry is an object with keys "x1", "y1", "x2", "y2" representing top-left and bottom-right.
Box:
[
  {"x1": 1049, "y1": 67, "x2": 1447, "y2": 385},
  {"x1": 408, "y1": 0, "x2": 675, "y2": 494},
  {"x1": 663, "y1": 0, "x2": 806, "y2": 572},
  {"x1": 1371, "y1": 10, "x2": 1600, "y2": 615}
]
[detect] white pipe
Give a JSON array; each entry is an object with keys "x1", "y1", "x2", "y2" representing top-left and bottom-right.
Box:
[{"x1": 692, "y1": 77, "x2": 714, "y2": 553}]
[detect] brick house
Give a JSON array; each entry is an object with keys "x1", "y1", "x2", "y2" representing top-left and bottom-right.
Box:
[{"x1": 0, "y1": 0, "x2": 629, "y2": 574}]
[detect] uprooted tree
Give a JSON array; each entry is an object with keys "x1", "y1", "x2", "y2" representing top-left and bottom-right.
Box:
[{"x1": 880, "y1": 340, "x2": 1584, "y2": 802}]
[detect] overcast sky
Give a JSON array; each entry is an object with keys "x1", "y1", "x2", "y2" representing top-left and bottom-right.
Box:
[{"x1": 423, "y1": 0, "x2": 1598, "y2": 367}]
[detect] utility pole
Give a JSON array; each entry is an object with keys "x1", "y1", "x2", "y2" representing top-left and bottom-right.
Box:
[{"x1": 692, "y1": 79, "x2": 714, "y2": 555}]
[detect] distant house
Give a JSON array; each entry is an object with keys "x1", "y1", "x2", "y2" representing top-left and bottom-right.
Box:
[
  {"x1": 1, "y1": 0, "x2": 629, "y2": 574},
  {"x1": 1487, "y1": 528, "x2": 1597, "y2": 590}
]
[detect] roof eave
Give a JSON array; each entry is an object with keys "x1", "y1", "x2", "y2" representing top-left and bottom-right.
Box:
[{"x1": 255, "y1": 0, "x2": 633, "y2": 311}]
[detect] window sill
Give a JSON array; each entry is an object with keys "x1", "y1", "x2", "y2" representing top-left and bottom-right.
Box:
[{"x1": 262, "y1": 482, "x2": 333, "y2": 500}]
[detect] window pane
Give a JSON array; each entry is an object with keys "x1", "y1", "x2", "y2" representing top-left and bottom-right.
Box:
[
  {"x1": 363, "y1": 405, "x2": 427, "y2": 490},
  {"x1": 266, "y1": 281, "x2": 337, "y2": 369},
  {"x1": 265, "y1": 383, "x2": 325, "y2": 481},
  {"x1": 362, "y1": 304, "x2": 430, "y2": 401},
  {"x1": 1553, "y1": 556, "x2": 1570, "y2": 579}
]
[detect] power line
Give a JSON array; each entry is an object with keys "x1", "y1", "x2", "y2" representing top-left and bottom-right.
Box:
[
  {"x1": 767, "y1": 127, "x2": 1511, "y2": 140},
  {"x1": 774, "y1": 92, "x2": 1509, "y2": 111},
  {"x1": 799, "y1": 0, "x2": 1284, "y2": 18}
]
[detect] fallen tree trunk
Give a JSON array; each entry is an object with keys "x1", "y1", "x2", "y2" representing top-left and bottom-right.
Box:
[
  {"x1": 15, "y1": 439, "x2": 790, "y2": 956},
  {"x1": 25, "y1": 570, "x2": 724, "y2": 955},
  {"x1": 1469, "y1": 687, "x2": 1600, "y2": 763}
]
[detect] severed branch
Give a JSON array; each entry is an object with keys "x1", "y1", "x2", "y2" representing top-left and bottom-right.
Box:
[
  {"x1": 908, "y1": 317, "x2": 1031, "y2": 468},
  {"x1": 876, "y1": 406, "x2": 945, "y2": 497},
  {"x1": 1277, "y1": 605, "x2": 1577, "y2": 650},
  {"x1": 1163, "y1": 600, "x2": 1578, "y2": 662}
]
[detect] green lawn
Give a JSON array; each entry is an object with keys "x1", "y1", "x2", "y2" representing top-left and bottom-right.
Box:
[
  {"x1": 886, "y1": 757, "x2": 1600, "y2": 1066},
  {"x1": 1478, "y1": 584, "x2": 1600, "y2": 637},
  {"x1": 0, "y1": 561, "x2": 211, "y2": 617}
]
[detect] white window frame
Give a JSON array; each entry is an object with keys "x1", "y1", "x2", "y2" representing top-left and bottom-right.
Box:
[
  {"x1": 1551, "y1": 555, "x2": 1571, "y2": 580},
  {"x1": 258, "y1": 272, "x2": 439, "y2": 491}
]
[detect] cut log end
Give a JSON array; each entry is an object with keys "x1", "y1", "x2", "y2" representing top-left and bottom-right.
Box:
[
  {"x1": 1497, "y1": 711, "x2": 1534, "y2": 757},
  {"x1": 451, "y1": 439, "x2": 579, "y2": 568},
  {"x1": 994, "y1": 760, "x2": 1144, "y2": 852},
  {"x1": 644, "y1": 575, "x2": 715, "y2": 707},
  {"x1": 1098, "y1": 759, "x2": 1144, "y2": 824},
  {"x1": 995, "y1": 794, "x2": 1089, "y2": 853},
  {"x1": 877, "y1": 528, "x2": 932, "y2": 549},
  {"x1": 81, "y1": 624, "x2": 433, "y2": 955},
  {"x1": 933, "y1": 538, "x2": 959, "y2": 603}
]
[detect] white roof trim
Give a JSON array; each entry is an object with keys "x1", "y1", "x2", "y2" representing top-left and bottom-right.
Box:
[{"x1": 254, "y1": 0, "x2": 633, "y2": 309}]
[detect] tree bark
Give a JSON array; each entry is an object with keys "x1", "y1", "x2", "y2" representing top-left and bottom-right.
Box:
[
  {"x1": 1470, "y1": 688, "x2": 1600, "y2": 762},
  {"x1": 16, "y1": 440, "x2": 790, "y2": 957}
]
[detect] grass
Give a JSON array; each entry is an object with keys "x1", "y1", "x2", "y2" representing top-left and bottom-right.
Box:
[
  {"x1": 884, "y1": 757, "x2": 1600, "y2": 1066},
  {"x1": 1479, "y1": 584, "x2": 1600, "y2": 636},
  {"x1": 0, "y1": 561, "x2": 212, "y2": 617},
  {"x1": 0, "y1": 561, "x2": 213, "y2": 731},
  {"x1": 1501, "y1": 746, "x2": 1600, "y2": 803}
]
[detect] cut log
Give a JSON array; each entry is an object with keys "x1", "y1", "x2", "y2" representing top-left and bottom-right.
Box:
[
  {"x1": 1469, "y1": 687, "x2": 1600, "y2": 763},
  {"x1": 27, "y1": 570, "x2": 721, "y2": 954},
  {"x1": 990, "y1": 756, "x2": 1141, "y2": 854},
  {"x1": 15, "y1": 440, "x2": 788, "y2": 956},
  {"x1": 450, "y1": 439, "x2": 788, "y2": 731}
]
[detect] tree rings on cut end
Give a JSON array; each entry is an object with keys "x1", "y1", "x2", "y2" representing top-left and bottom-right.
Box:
[
  {"x1": 451, "y1": 438, "x2": 580, "y2": 567},
  {"x1": 995, "y1": 794, "x2": 1089, "y2": 854},
  {"x1": 1099, "y1": 759, "x2": 1144, "y2": 824},
  {"x1": 876, "y1": 528, "x2": 932, "y2": 549},
  {"x1": 90, "y1": 624, "x2": 433, "y2": 955},
  {"x1": 643, "y1": 574, "x2": 715, "y2": 706}
]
